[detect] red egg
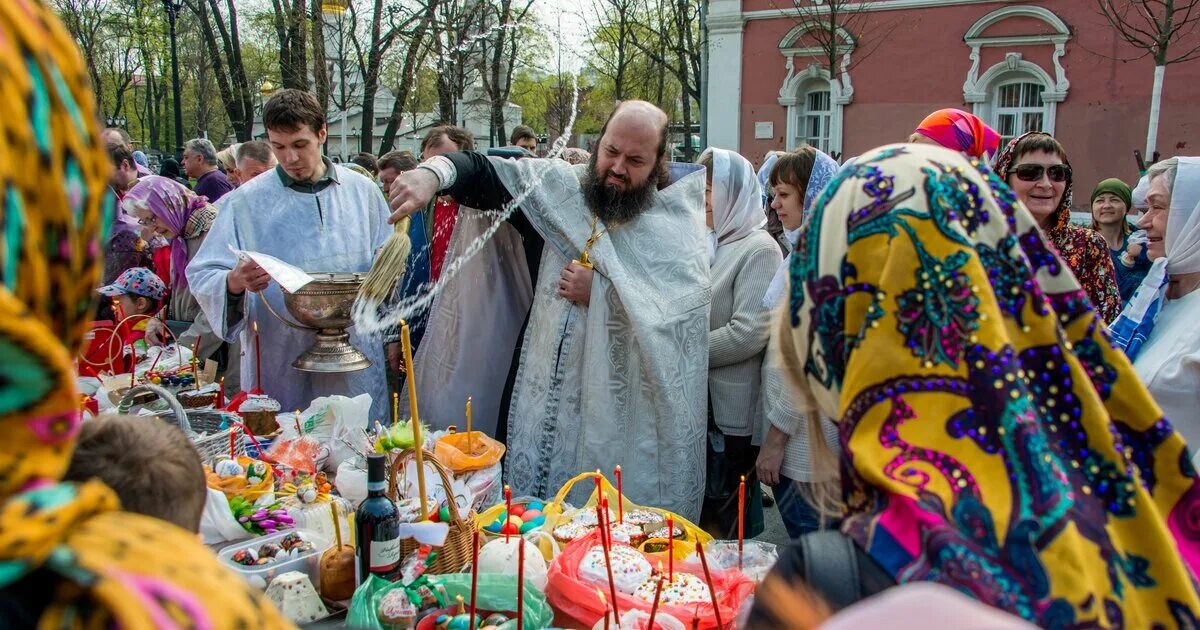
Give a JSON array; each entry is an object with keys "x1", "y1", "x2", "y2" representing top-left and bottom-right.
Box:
[
  {"x1": 509, "y1": 505, "x2": 526, "y2": 518},
  {"x1": 500, "y1": 522, "x2": 520, "y2": 535}
]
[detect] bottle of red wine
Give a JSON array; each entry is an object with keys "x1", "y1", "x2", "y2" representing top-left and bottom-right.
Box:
[{"x1": 355, "y1": 453, "x2": 400, "y2": 584}]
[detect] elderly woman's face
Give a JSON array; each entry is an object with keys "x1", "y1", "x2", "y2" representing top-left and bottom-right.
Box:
[
  {"x1": 132, "y1": 204, "x2": 177, "y2": 240},
  {"x1": 1006, "y1": 150, "x2": 1067, "y2": 227},
  {"x1": 1137, "y1": 175, "x2": 1171, "y2": 260}
]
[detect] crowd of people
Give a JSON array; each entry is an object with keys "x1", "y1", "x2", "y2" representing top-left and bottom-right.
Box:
[{"x1": 3, "y1": 0, "x2": 1200, "y2": 626}]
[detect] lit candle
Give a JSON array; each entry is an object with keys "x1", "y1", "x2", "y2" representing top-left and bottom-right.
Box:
[
  {"x1": 128, "y1": 340, "x2": 136, "y2": 387},
  {"x1": 695, "y1": 540, "x2": 723, "y2": 630},
  {"x1": 646, "y1": 572, "x2": 664, "y2": 630},
  {"x1": 392, "y1": 391, "x2": 399, "y2": 426},
  {"x1": 504, "y1": 484, "x2": 513, "y2": 542},
  {"x1": 400, "y1": 320, "x2": 428, "y2": 518},
  {"x1": 667, "y1": 516, "x2": 675, "y2": 583},
  {"x1": 253, "y1": 320, "x2": 262, "y2": 391},
  {"x1": 218, "y1": 376, "x2": 225, "y2": 407},
  {"x1": 738, "y1": 475, "x2": 746, "y2": 567},
  {"x1": 596, "y1": 589, "x2": 609, "y2": 630},
  {"x1": 516, "y1": 531, "x2": 526, "y2": 630},
  {"x1": 469, "y1": 529, "x2": 480, "y2": 630},
  {"x1": 597, "y1": 499, "x2": 620, "y2": 621},
  {"x1": 614, "y1": 465, "x2": 624, "y2": 523}
]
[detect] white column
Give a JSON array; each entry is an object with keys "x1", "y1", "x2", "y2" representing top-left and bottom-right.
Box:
[{"x1": 705, "y1": 0, "x2": 744, "y2": 151}]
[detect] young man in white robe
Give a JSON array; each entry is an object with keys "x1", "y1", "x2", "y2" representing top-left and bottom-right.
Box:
[
  {"x1": 387, "y1": 101, "x2": 711, "y2": 520},
  {"x1": 187, "y1": 89, "x2": 393, "y2": 421}
]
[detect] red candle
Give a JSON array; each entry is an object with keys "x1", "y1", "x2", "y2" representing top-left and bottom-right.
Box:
[
  {"x1": 614, "y1": 465, "x2": 624, "y2": 523},
  {"x1": 218, "y1": 376, "x2": 226, "y2": 407},
  {"x1": 667, "y1": 516, "x2": 675, "y2": 583},
  {"x1": 253, "y1": 320, "x2": 262, "y2": 391},
  {"x1": 504, "y1": 484, "x2": 513, "y2": 542},
  {"x1": 516, "y1": 533, "x2": 525, "y2": 630},
  {"x1": 646, "y1": 573, "x2": 664, "y2": 630},
  {"x1": 695, "y1": 540, "x2": 723, "y2": 630},
  {"x1": 128, "y1": 341, "x2": 136, "y2": 387},
  {"x1": 738, "y1": 475, "x2": 746, "y2": 565},
  {"x1": 596, "y1": 501, "x2": 620, "y2": 621},
  {"x1": 470, "y1": 530, "x2": 480, "y2": 630}
]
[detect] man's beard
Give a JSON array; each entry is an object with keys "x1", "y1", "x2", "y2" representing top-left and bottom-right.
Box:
[{"x1": 581, "y1": 152, "x2": 660, "y2": 224}]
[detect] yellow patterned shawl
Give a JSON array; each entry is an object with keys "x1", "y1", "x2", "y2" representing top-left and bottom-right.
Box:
[
  {"x1": 0, "y1": 2, "x2": 291, "y2": 628},
  {"x1": 781, "y1": 144, "x2": 1200, "y2": 626}
]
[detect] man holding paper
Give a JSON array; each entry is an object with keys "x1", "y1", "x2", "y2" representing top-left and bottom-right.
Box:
[{"x1": 187, "y1": 89, "x2": 392, "y2": 420}]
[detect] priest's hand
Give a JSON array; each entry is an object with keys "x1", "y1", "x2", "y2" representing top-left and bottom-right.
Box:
[
  {"x1": 388, "y1": 167, "x2": 440, "y2": 224},
  {"x1": 756, "y1": 426, "x2": 789, "y2": 486},
  {"x1": 227, "y1": 257, "x2": 270, "y2": 295},
  {"x1": 558, "y1": 262, "x2": 593, "y2": 306}
]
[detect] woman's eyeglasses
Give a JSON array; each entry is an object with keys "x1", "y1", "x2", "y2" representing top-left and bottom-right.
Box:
[
  {"x1": 1013, "y1": 163, "x2": 1071, "y2": 183},
  {"x1": 136, "y1": 216, "x2": 156, "y2": 226}
]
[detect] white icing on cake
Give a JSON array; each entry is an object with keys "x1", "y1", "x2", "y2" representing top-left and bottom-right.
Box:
[
  {"x1": 633, "y1": 571, "x2": 712, "y2": 605},
  {"x1": 578, "y1": 544, "x2": 652, "y2": 595}
]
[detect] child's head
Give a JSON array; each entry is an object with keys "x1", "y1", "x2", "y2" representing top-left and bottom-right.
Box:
[
  {"x1": 98, "y1": 267, "x2": 166, "y2": 317},
  {"x1": 65, "y1": 414, "x2": 207, "y2": 532}
]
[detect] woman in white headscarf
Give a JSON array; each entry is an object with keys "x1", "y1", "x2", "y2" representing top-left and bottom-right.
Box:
[
  {"x1": 696, "y1": 147, "x2": 781, "y2": 539},
  {"x1": 756, "y1": 146, "x2": 842, "y2": 539},
  {"x1": 1111, "y1": 157, "x2": 1200, "y2": 462}
]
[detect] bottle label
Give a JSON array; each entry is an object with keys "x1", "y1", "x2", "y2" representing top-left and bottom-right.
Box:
[{"x1": 370, "y1": 537, "x2": 401, "y2": 572}]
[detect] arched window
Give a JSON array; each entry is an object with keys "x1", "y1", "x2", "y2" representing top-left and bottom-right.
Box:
[
  {"x1": 777, "y1": 23, "x2": 855, "y2": 155},
  {"x1": 962, "y1": 6, "x2": 1070, "y2": 138},
  {"x1": 797, "y1": 83, "x2": 833, "y2": 152},
  {"x1": 993, "y1": 80, "x2": 1046, "y2": 144}
]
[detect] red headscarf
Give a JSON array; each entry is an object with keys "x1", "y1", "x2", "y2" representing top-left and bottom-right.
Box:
[{"x1": 914, "y1": 108, "x2": 1001, "y2": 159}]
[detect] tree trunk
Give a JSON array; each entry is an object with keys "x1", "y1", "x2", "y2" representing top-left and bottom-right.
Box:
[
  {"x1": 311, "y1": 0, "x2": 331, "y2": 114},
  {"x1": 379, "y1": 11, "x2": 435, "y2": 153},
  {"x1": 1146, "y1": 64, "x2": 1165, "y2": 158}
]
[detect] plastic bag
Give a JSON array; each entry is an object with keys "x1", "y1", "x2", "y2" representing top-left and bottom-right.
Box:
[
  {"x1": 432, "y1": 573, "x2": 554, "y2": 629},
  {"x1": 603, "y1": 608, "x2": 686, "y2": 630},
  {"x1": 337, "y1": 456, "x2": 368, "y2": 506},
  {"x1": 327, "y1": 393, "x2": 373, "y2": 472},
  {"x1": 542, "y1": 472, "x2": 713, "y2": 549},
  {"x1": 199, "y1": 487, "x2": 255, "y2": 545},
  {"x1": 545, "y1": 531, "x2": 753, "y2": 630},
  {"x1": 703, "y1": 540, "x2": 777, "y2": 583},
  {"x1": 460, "y1": 462, "x2": 503, "y2": 512},
  {"x1": 433, "y1": 430, "x2": 506, "y2": 472}
]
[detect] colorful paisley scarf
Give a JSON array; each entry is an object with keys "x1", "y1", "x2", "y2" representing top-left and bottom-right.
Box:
[
  {"x1": 0, "y1": 2, "x2": 291, "y2": 628},
  {"x1": 121, "y1": 175, "x2": 215, "y2": 290},
  {"x1": 782, "y1": 143, "x2": 1200, "y2": 626}
]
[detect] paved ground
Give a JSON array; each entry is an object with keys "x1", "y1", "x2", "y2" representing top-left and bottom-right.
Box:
[{"x1": 755, "y1": 485, "x2": 793, "y2": 548}]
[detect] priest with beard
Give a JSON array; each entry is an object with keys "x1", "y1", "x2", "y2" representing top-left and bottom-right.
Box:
[{"x1": 388, "y1": 101, "x2": 711, "y2": 519}]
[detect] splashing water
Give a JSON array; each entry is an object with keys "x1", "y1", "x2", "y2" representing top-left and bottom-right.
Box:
[{"x1": 352, "y1": 71, "x2": 581, "y2": 336}]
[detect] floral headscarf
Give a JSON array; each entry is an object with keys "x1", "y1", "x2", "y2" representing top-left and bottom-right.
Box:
[
  {"x1": 782, "y1": 143, "x2": 1200, "y2": 626},
  {"x1": 914, "y1": 108, "x2": 1002, "y2": 159},
  {"x1": 0, "y1": 2, "x2": 289, "y2": 627},
  {"x1": 993, "y1": 132, "x2": 1122, "y2": 322},
  {"x1": 122, "y1": 175, "x2": 215, "y2": 289}
]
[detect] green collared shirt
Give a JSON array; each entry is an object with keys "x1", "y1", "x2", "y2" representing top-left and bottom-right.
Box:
[{"x1": 274, "y1": 156, "x2": 340, "y2": 193}]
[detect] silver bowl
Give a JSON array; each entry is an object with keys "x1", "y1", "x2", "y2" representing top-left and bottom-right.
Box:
[{"x1": 261, "y1": 272, "x2": 372, "y2": 373}]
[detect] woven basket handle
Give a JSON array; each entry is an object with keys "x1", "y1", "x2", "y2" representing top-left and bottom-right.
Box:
[{"x1": 387, "y1": 448, "x2": 463, "y2": 521}]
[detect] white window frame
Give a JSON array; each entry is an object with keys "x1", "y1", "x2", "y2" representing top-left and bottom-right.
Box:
[
  {"x1": 961, "y1": 6, "x2": 1070, "y2": 137},
  {"x1": 777, "y1": 23, "x2": 855, "y2": 156},
  {"x1": 991, "y1": 79, "x2": 1048, "y2": 144},
  {"x1": 794, "y1": 84, "x2": 833, "y2": 153}
]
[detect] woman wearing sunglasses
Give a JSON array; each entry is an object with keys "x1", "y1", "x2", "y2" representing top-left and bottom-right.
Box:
[{"x1": 994, "y1": 132, "x2": 1122, "y2": 322}]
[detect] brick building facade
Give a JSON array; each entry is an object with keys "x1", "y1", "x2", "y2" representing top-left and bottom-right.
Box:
[{"x1": 705, "y1": 0, "x2": 1200, "y2": 204}]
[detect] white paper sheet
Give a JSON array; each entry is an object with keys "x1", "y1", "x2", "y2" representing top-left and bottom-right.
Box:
[{"x1": 228, "y1": 245, "x2": 316, "y2": 293}]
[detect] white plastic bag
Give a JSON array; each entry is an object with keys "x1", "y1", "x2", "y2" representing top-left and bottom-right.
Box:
[
  {"x1": 460, "y1": 461, "x2": 503, "y2": 511},
  {"x1": 199, "y1": 487, "x2": 254, "y2": 545},
  {"x1": 326, "y1": 394, "x2": 373, "y2": 472},
  {"x1": 336, "y1": 456, "x2": 368, "y2": 506}
]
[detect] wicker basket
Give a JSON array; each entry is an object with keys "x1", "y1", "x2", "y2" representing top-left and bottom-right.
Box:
[
  {"x1": 387, "y1": 449, "x2": 474, "y2": 574},
  {"x1": 116, "y1": 384, "x2": 245, "y2": 465}
]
